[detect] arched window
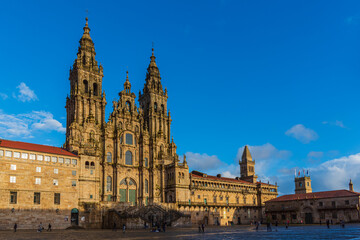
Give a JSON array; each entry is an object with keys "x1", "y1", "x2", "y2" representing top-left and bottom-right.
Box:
[
  {"x1": 106, "y1": 176, "x2": 112, "y2": 192},
  {"x1": 90, "y1": 162, "x2": 95, "y2": 169},
  {"x1": 154, "y1": 102, "x2": 158, "y2": 112},
  {"x1": 126, "y1": 133, "x2": 133, "y2": 145},
  {"x1": 83, "y1": 80, "x2": 88, "y2": 93},
  {"x1": 106, "y1": 152, "x2": 112, "y2": 163},
  {"x1": 144, "y1": 158, "x2": 148, "y2": 167},
  {"x1": 126, "y1": 101, "x2": 131, "y2": 112},
  {"x1": 85, "y1": 161, "x2": 89, "y2": 169},
  {"x1": 161, "y1": 104, "x2": 164, "y2": 113},
  {"x1": 145, "y1": 179, "x2": 148, "y2": 194},
  {"x1": 125, "y1": 151, "x2": 133, "y2": 165},
  {"x1": 160, "y1": 145, "x2": 164, "y2": 153},
  {"x1": 93, "y1": 83, "x2": 98, "y2": 96}
]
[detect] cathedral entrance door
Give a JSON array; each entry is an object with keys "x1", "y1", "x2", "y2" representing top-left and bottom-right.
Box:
[{"x1": 71, "y1": 208, "x2": 79, "y2": 226}]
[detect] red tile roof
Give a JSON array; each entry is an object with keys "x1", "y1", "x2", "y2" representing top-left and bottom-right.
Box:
[
  {"x1": 190, "y1": 171, "x2": 276, "y2": 187},
  {"x1": 0, "y1": 139, "x2": 78, "y2": 157},
  {"x1": 267, "y1": 190, "x2": 360, "y2": 202}
]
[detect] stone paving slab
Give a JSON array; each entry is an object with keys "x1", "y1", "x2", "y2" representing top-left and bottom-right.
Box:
[{"x1": 1, "y1": 224, "x2": 360, "y2": 240}]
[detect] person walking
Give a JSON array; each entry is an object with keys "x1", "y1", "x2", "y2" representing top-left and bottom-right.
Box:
[
  {"x1": 255, "y1": 221, "x2": 259, "y2": 231},
  {"x1": 47, "y1": 223, "x2": 52, "y2": 232},
  {"x1": 198, "y1": 224, "x2": 201, "y2": 233},
  {"x1": 326, "y1": 219, "x2": 330, "y2": 229},
  {"x1": 201, "y1": 223, "x2": 205, "y2": 233},
  {"x1": 14, "y1": 223, "x2": 17, "y2": 232},
  {"x1": 37, "y1": 222, "x2": 43, "y2": 233},
  {"x1": 162, "y1": 223, "x2": 166, "y2": 232},
  {"x1": 122, "y1": 224, "x2": 126, "y2": 234}
]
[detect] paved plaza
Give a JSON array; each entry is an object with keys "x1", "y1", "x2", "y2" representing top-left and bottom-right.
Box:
[{"x1": 1, "y1": 224, "x2": 360, "y2": 240}]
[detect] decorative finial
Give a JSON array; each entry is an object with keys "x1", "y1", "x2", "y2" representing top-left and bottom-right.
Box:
[
  {"x1": 85, "y1": 9, "x2": 89, "y2": 26},
  {"x1": 126, "y1": 70, "x2": 129, "y2": 80}
]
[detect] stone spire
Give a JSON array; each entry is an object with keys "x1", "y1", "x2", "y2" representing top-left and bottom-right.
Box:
[
  {"x1": 349, "y1": 179, "x2": 354, "y2": 191},
  {"x1": 241, "y1": 145, "x2": 253, "y2": 163},
  {"x1": 143, "y1": 47, "x2": 163, "y2": 95}
]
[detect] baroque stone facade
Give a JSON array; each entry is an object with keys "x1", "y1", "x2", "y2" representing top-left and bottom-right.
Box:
[{"x1": 0, "y1": 18, "x2": 278, "y2": 229}]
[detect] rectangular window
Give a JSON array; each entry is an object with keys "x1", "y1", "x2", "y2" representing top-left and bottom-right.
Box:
[
  {"x1": 29, "y1": 154, "x2": 36, "y2": 160},
  {"x1": 345, "y1": 200, "x2": 350, "y2": 205},
  {"x1": 272, "y1": 215, "x2": 276, "y2": 220},
  {"x1": 51, "y1": 157, "x2": 57, "y2": 163},
  {"x1": 220, "y1": 196, "x2": 223, "y2": 201},
  {"x1": 292, "y1": 214, "x2": 297, "y2": 219},
  {"x1": 72, "y1": 171, "x2": 76, "y2": 176},
  {"x1": 54, "y1": 193, "x2": 60, "y2": 205},
  {"x1": 37, "y1": 155, "x2": 43, "y2": 161},
  {"x1": 65, "y1": 158, "x2": 70, "y2": 164},
  {"x1": 236, "y1": 197, "x2": 239, "y2": 204},
  {"x1": 45, "y1": 156, "x2": 50, "y2": 162},
  {"x1": 0, "y1": 150, "x2": 3, "y2": 156},
  {"x1": 10, "y1": 176, "x2": 16, "y2": 183},
  {"x1": 332, "y1": 201, "x2": 336, "y2": 207},
  {"x1": 198, "y1": 195, "x2": 200, "y2": 199},
  {"x1": 10, "y1": 164, "x2": 16, "y2": 170},
  {"x1": 34, "y1": 192, "x2": 40, "y2": 204},
  {"x1": 36, "y1": 167, "x2": 41, "y2": 172},
  {"x1": 332, "y1": 212, "x2": 337, "y2": 219},
  {"x1": 126, "y1": 133, "x2": 133, "y2": 145},
  {"x1": 14, "y1": 152, "x2": 20, "y2": 158},
  {"x1": 319, "y1": 202, "x2": 323, "y2": 207},
  {"x1": 54, "y1": 169, "x2": 58, "y2": 174},
  {"x1": 53, "y1": 179, "x2": 58, "y2": 186},
  {"x1": 10, "y1": 191, "x2": 17, "y2": 204},
  {"x1": 72, "y1": 159, "x2": 77, "y2": 165},
  {"x1": 58, "y1": 157, "x2": 64, "y2": 163},
  {"x1": 35, "y1": 178, "x2": 41, "y2": 185},
  {"x1": 5, "y1": 151, "x2": 12, "y2": 157},
  {"x1": 72, "y1": 180, "x2": 76, "y2": 187},
  {"x1": 282, "y1": 214, "x2": 286, "y2": 220},
  {"x1": 90, "y1": 170, "x2": 93, "y2": 175},
  {"x1": 320, "y1": 212, "x2": 325, "y2": 219},
  {"x1": 21, "y1": 153, "x2": 28, "y2": 159},
  {"x1": 213, "y1": 196, "x2": 217, "y2": 203},
  {"x1": 90, "y1": 195, "x2": 93, "y2": 199},
  {"x1": 145, "y1": 158, "x2": 148, "y2": 167}
]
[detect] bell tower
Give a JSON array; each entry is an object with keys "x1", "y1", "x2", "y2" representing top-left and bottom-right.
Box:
[
  {"x1": 295, "y1": 176, "x2": 312, "y2": 194},
  {"x1": 65, "y1": 17, "x2": 106, "y2": 154},
  {"x1": 240, "y1": 146, "x2": 257, "y2": 183}
]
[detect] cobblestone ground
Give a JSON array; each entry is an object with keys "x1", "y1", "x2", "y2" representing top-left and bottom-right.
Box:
[{"x1": 1, "y1": 224, "x2": 360, "y2": 240}]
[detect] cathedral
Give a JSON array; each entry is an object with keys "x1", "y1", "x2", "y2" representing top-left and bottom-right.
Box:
[{"x1": 0, "y1": 18, "x2": 278, "y2": 229}]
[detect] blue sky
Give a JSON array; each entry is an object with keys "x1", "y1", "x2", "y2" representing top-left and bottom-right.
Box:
[{"x1": 1, "y1": 0, "x2": 360, "y2": 195}]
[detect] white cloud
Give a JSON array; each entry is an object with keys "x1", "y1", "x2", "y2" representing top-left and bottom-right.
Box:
[
  {"x1": 0, "y1": 93, "x2": 8, "y2": 100},
  {"x1": 0, "y1": 110, "x2": 65, "y2": 139},
  {"x1": 322, "y1": 120, "x2": 346, "y2": 128},
  {"x1": 184, "y1": 152, "x2": 222, "y2": 172},
  {"x1": 15, "y1": 82, "x2": 38, "y2": 102},
  {"x1": 311, "y1": 153, "x2": 360, "y2": 191},
  {"x1": 285, "y1": 124, "x2": 318, "y2": 144},
  {"x1": 307, "y1": 151, "x2": 324, "y2": 159}
]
